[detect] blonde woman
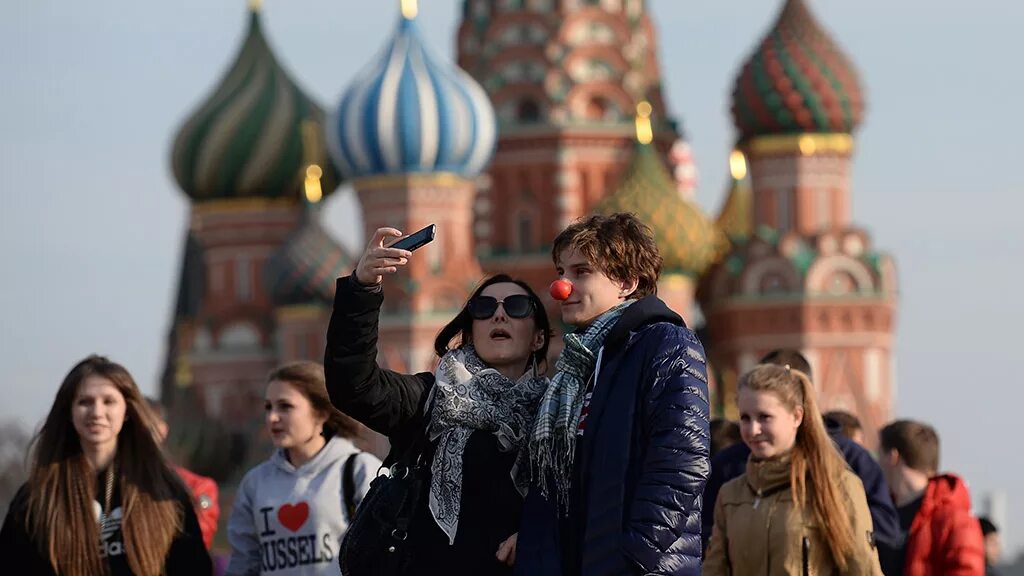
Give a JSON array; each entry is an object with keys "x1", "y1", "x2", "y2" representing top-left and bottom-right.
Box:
[{"x1": 704, "y1": 364, "x2": 881, "y2": 575}]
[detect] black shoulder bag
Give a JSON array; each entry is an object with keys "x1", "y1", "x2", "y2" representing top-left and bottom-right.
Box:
[{"x1": 339, "y1": 429, "x2": 431, "y2": 576}]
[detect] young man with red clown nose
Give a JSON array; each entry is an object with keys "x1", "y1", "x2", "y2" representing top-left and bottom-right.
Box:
[{"x1": 514, "y1": 213, "x2": 711, "y2": 576}]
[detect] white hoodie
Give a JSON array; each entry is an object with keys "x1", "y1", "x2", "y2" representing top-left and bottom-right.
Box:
[{"x1": 226, "y1": 436, "x2": 380, "y2": 576}]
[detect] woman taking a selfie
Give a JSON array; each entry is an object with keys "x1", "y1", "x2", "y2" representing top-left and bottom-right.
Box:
[
  {"x1": 325, "y1": 227, "x2": 552, "y2": 576},
  {"x1": 0, "y1": 355, "x2": 211, "y2": 576},
  {"x1": 703, "y1": 363, "x2": 881, "y2": 575}
]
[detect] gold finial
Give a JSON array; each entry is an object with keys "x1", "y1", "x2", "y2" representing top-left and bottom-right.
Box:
[
  {"x1": 729, "y1": 150, "x2": 748, "y2": 180},
  {"x1": 635, "y1": 101, "x2": 653, "y2": 145},
  {"x1": 301, "y1": 120, "x2": 324, "y2": 204},
  {"x1": 401, "y1": 0, "x2": 418, "y2": 19},
  {"x1": 247, "y1": 0, "x2": 262, "y2": 12},
  {"x1": 304, "y1": 165, "x2": 323, "y2": 203}
]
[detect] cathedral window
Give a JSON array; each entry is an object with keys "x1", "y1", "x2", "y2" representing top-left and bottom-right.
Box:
[
  {"x1": 516, "y1": 213, "x2": 534, "y2": 251},
  {"x1": 236, "y1": 257, "x2": 253, "y2": 302},
  {"x1": 503, "y1": 60, "x2": 525, "y2": 81},
  {"x1": 580, "y1": 96, "x2": 620, "y2": 121},
  {"x1": 210, "y1": 262, "x2": 226, "y2": 295},
  {"x1": 568, "y1": 22, "x2": 616, "y2": 46},
  {"x1": 776, "y1": 188, "x2": 793, "y2": 233},
  {"x1": 817, "y1": 188, "x2": 831, "y2": 229},
  {"x1": 570, "y1": 58, "x2": 616, "y2": 81},
  {"x1": 516, "y1": 99, "x2": 542, "y2": 123},
  {"x1": 500, "y1": 26, "x2": 523, "y2": 45},
  {"x1": 528, "y1": 25, "x2": 548, "y2": 43}
]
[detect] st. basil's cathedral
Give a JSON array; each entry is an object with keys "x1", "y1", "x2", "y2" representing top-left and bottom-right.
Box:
[{"x1": 160, "y1": 0, "x2": 897, "y2": 534}]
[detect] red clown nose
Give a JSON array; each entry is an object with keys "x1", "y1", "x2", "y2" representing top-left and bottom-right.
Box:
[{"x1": 549, "y1": 279, "x2": 573, "y2": 301}]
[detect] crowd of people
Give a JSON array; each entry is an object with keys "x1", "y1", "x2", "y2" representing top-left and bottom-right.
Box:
[{"x1": 0, "y1": 213, "x2": 1004, "y2": 575}]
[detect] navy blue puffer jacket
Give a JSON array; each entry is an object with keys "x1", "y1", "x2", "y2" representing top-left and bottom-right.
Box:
[{"x1": 515, "y1": 296, "x2": 711, "y2": 576}]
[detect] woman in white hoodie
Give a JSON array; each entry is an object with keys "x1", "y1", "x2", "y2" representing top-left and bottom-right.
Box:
[{"x1": 226, "y1": 362, "x2": 382, "y2": 576}]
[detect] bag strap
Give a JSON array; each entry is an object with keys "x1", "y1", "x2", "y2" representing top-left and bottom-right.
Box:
[
  {"x1": 392, "y1": 398, "x2": 436, "y2": 467},
  {"x1": 343, "y1": 453, "x2": 358, "y2": 520}
]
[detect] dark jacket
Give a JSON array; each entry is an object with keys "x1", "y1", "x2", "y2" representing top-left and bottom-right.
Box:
[
  {"x1": 702, "y1": 419, "x2": 901, "y2": 567},
  {"x1": 0, "y1": 478, "x2": 211, "y2": 576},
  {"x1": 324, "y1": 275, "x2": 523, "y2": 576},
  {"x1": 704, "y1": 420, "x2": 897, "y2": 565},
  {"x1": 515, "y1": 296, "x2": 711, "y2": 576}
]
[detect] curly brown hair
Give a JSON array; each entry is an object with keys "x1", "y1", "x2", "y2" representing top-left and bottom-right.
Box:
[{"x1": 551, "y1": 213, "x2": 663, "y2": 299}]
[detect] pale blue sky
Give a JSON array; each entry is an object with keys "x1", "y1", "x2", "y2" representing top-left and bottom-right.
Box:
[{"x1": 2, "y1": 0, "x2": 1022, "y2": 555}]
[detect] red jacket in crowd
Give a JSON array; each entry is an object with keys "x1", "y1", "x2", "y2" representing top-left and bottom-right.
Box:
[
  {"x1": 903, "y1": 473, "x2": 985, "y2": 576},
  {"x1": 175, "y1": 466, "x2": 219, "y2": 549}
]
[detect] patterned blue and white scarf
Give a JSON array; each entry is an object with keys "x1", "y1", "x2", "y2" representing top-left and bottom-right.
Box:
[{"x1": 427, "y1": 346, "x2": 547, "y2": 544}]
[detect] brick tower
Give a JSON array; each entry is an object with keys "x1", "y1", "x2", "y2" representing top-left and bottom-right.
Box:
[
  {"x1": 456, "y1": 0, "x2": 685, "y2": 291},
  {"x1": 327, "y1": 0, "x2": 496, "y2": 372},
  {"x1": 702, "y1": 0, "x2": 898, "y2": 441}
]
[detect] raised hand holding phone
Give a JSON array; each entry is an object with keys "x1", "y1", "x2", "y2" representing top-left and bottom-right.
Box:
[
  {"x1": 354, "y1": 227, "x2": 413, "y2": 286},
  {"x1": 387, "y1": 224, "x2": 435, "y2": 252}
]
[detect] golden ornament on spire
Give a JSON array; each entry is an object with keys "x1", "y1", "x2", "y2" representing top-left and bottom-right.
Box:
[
  {"x1": 635, "y1": 101, "x2": 653, "y2": 145},
  {"x1": 304, "y1": 165, "x2": 323, "y2": 203},
  {"x1": 729, "y1": 150, "x2": 748, "y2": 180},
  {"x1": 247, "y1": 0, "x2": 262, "y2": 12},
  {"x1": 300, "y1": 120, "x2": 323, "y2": 204},
  {"x1": 401, "y1": 0, "x2": 418, "y2": 19}
]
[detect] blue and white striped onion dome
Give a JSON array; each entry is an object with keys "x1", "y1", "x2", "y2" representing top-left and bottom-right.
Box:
[{"x1": 328, "y1": 13, "x2": 496, "y2": 180}]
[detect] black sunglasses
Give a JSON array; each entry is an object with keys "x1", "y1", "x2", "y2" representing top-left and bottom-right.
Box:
[{"x1": 467, "y1": 294, "x2": 535, "y2": 320}]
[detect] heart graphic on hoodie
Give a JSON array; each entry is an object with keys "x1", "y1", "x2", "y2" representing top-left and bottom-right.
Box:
[{"x1": 278, "y1": 502, "x2": 309, "y2": 532}]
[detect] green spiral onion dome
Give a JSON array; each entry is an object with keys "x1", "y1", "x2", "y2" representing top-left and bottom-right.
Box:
[{"x1": 171, "y1": 8, "x2": 341, "y2": 202}]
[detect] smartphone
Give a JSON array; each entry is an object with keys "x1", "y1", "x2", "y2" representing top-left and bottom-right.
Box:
[{"x1": 388, "y1": 224, "x2": 436, "y2": 252}]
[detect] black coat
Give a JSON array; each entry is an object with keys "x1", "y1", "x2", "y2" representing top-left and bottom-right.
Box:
[
  {"x1": 0, "y1": 478, "x2": 211, "y2": 576},
  {"x1": 514, "y1": 296, "x2": 712, "y2": 576},
  {"x1": 324, "y1": 275, "x2": 522, "y2": 576}
]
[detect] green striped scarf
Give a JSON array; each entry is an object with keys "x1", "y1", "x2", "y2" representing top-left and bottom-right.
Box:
[{"x1": 525, "y1": 300, "x2": 633, "y2": 509}]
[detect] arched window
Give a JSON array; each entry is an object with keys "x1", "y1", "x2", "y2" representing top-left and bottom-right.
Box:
[
  {"x1": 586, "y1": 98, "x2": 606, "y2": 119},
  {"x1": 517, "y1": 99, "x2": 541, "y2": 123},
  {"x1": 776, "y1": 189, "x2": 793, "y2": 233},
  {"x1": 236, "y1": 257, "x2": 253, "y2": 302},
  {"x1": 517, "y1": 213, "x2": 534, "y2": 251}
]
